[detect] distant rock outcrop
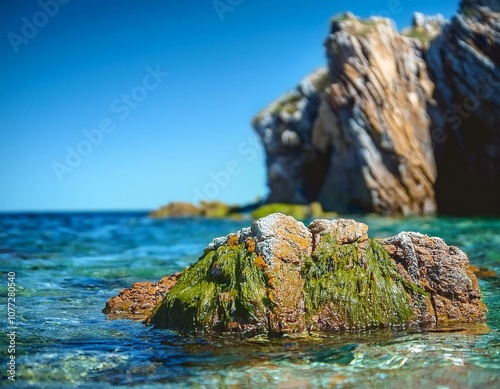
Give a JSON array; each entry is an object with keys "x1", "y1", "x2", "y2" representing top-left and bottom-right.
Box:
[
  {"x1": 104, "y1": 213, "x2": 486, "y2": 336},
  {"x1": 149, "y1": 201, "x2": 236, "y2": 218},
  {"x1": 253, "y1": 1, "x2": 499, "y2": 216}
]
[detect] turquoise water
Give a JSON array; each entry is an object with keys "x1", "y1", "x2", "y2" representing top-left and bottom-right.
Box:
[{"x1": 0, "y1": 212, "x2": 499, "y2": 388}]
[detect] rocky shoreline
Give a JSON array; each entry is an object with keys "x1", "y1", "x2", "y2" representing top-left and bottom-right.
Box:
[{"x1": 104, "y1": 213, "x2": 486, "y2": 337}]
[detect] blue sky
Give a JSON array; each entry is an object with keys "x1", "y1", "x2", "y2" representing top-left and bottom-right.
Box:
[{"x1": 0, "y1": 0, "x2": 459, "y2": 211}]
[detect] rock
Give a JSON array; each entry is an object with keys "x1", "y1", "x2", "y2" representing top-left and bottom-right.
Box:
[
  {"x1": 254, "y1": 15, "x2": 440, "y2": 216},
  {"x1": 205, "y1": 213, "x2": 312, "y2": 265},
  {"x1": 149, "y1": 201, "x2": 239, "y2": 219},
  {"x1": 410, "y1": 12, "x2": 447, "y2": 37},
  {"x1": 309, "y1": 218, "x2": 368, "y2": 246},
  {"x1": 317, "y1": 16, "x2": 441, "y2": 216},
  {"x1": 461, "y1": 0, "x2": 500, "y2": 13},
  {"x1": 105, "y1": 214, "x2": 486, "y2": 336},
  {"x1": 253, "y1": 1, "x2": 499, "y2": 216},
  {"x1": 149, "y1": 202, "x2": 200, "y2": 218},
  {"x1": 250, "y1": 201, "x2": 335, "y2": 220},
  {"x1": 102, "y1": 273, "x2": 180, "y2": 320},
  {"x1": 427, "y1": 3, "x2": 500, "y2": 215},
  {"x1": 253, "y1": 69, "x2": 330, "y2": 205},
  {"x1": 381, "y1": 233, "x2": 486, "y2": 324}
]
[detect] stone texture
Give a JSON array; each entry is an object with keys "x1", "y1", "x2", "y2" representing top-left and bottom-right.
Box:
[
  {"x1": 102, "y1": 273, "x2": 180, "y2": 320},
  {"x1": 461, "y1": 0, "x2": 500, "y2": 12},
  {"x1": 309, "y1": 218, "x2": 368, "y2": 248},
  {"x1": 254, "y1": 14, "x2": 440, "y2": 216},
  {"x1": 428, "y1": 3, "x2": 500, "y2": 215},
  {"x1": 382, "y1": 232, "x2": 486, "y2": 324},
  {"x1": 104, "y1": 214, "x2": 486, "y2": 335},
  {"x1": 253, "y1": 69, "x2": 330, "y2": 205},
  {"x1": 411, "y1": 12, "x2": 447, "y2": 37},
  {"x1": 207, "y1": 213, "x2": 312, "y2": 266}
]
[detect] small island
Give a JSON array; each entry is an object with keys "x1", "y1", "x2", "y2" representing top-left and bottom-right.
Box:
[{"x1": 104, "y1": 213, "x2": 486, "y2": 337}]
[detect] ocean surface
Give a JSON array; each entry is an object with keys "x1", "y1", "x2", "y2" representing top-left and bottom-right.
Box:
[{"x1": 1, "y1": 212, "x2": 499, "y2": 388}]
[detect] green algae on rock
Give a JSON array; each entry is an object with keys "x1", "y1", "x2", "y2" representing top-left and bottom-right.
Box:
[
  {"x1": 147, "y1": 241, "x2": 269, "y2": 334},
  {"x1": 250, "y1": 202, "x2": 336, "y2": 220},
  {"x1": 131, "y1": 214, "x2": 486, "y2": 336},
  {"x1": 302, "y1": 236, "x2": 417, "y2": 331},
  {"x1": 149, "y1": 200, "x2": 239, "y2": 219}
]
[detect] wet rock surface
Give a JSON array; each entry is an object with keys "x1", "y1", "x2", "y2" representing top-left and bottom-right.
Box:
[
  {"x1": 104, "y1": 214, "x2": 486, "y2": 336},
  {"x1": 103, "y1": 273, "x2": 180, "y2": 320}
]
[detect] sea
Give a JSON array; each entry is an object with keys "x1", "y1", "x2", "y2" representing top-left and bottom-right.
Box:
[{"x1": 0, "y1": 212, "x2": 499, "y2": 388}]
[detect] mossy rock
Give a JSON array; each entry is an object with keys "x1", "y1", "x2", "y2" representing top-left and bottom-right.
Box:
[
  {"x1": 149, "y1": 200, "x2": 238, "y2": 219},
  {"x1": 147, "y1": 214, "x2": 429, "y2": 336},
  {"x1": 110, "y1": 214, "x2": 485, "y2": 336},
  {"x1": 149, "y1": 202, "x2": 200, "y2": 218},
  {"x1": 402, "y1": 28, "x2": 435, "y2": 44},
  {"x1": 148, "y1": 242, "x2": 270, "y2": 334},
  {"x1": 303, "y1": 236, "x2": 417, "y2": 331},
  {"x1": 251, "y1": 202, "x2": 333, "y2": 220},
  {"x1": 269, "y1": 92, "x2": 302, "y2": 116}
]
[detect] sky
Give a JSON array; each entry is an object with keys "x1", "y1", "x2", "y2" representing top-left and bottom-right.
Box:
[{"x1": 0, "y1": 0, "x2": 459, "y2": 212}]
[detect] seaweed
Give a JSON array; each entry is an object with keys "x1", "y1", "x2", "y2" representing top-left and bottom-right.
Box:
[
  {"x1": 149, "y1": 244, "x2": 269, "y2": 334},
  {"x1": 302, "y1": 235, "x2": 419, "y2": 330},
  {"x1": 149, "y1": 234, "x2": 426, "y2": 335}
]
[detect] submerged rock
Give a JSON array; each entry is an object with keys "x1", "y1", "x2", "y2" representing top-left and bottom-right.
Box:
[{"x1": 104, "y1": 214, "x2": 486, "y2": 336}]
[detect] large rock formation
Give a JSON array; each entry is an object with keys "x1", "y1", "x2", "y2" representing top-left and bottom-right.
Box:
[
  {"x1": 104, "y1": 214, "x2": 486, "y2": 336},
  {"x1": 428, "y1": 1, "x2": 500, "y2": 215},
  {"x1": 253, "y1": 1, "x2": 499, "y2": 216},
  {"x1": 253, "y1": 69, "x2": 330, "y2": 205},
  {"x1": 316, "y1": 15, "x2": 441, "y2": 215},
  {"x1": 254, "y1": 14, "x2": 442, "y2": 215}
]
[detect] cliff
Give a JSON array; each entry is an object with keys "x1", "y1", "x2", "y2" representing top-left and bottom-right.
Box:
[
  {"x1": 428, "y1": 1, "x2": 500, "y2": 215},
  {"x1": 253, "y1": 1, "x2": 499, "y2": 216}
]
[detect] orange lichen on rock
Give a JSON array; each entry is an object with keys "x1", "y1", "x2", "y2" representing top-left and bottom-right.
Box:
[
  {"x1": 226, "y1": 234, "x2": 240, "y2": 247},
  {"x1": 254, "y1": 255, "x2": 268, "y2": 271},
  {"x1": 245, "y1": 237, "x2": 256, "y2": 253}
]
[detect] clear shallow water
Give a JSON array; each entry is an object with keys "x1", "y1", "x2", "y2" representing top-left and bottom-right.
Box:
[{"x1": 0, "y1": 212, "x2": 499, "y2": 388}]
